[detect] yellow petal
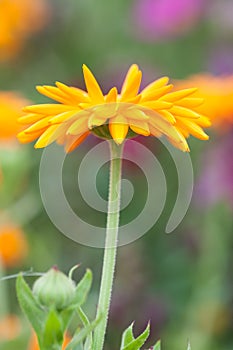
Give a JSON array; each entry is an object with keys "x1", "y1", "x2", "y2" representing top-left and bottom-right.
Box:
[
  {"x1": 105, "y1": 87, "x2": 118, "y2": 103},
  {"x1": 18, "y1": 113, "x2": 46, "y2": 125},
  {"x1": 161, "y1": 88, "x2": 197, "y2": 102},
  {"x1": 49, "y1": 110, "x2": 84, "y2": 124},
  {"x1": 17, "y1": 129, "x2": 45, "y2": 144},
  {"x1": 92, "y1": 103, "x2": 117, "y2": 118},
  {"x1": 23, "y1": 104, "x2": 76, "y2": 115},
  {"x1": 176, "y1": 97, "x2": 204, "y2": 108},
  {"x1": 141, "y1": 101, "x2": 172, "y2": 110},
  {"x1": 148, "y1": 112, "x2": 189, "y2": 150},
  {"x1": 141, "y1": 84, "x2": 173, "y2": 101},
  {"x1": 82, "y1": 64, "x2": 104, "y2": 103},
  {"x1": 124, "y1": 108, "x2": 149, "y2": 120},
  {"x1": 125, "y1": 95, "x2": 142, "y2": 104},
  {"x1": 177, "y1": 119, "x2": 209, "y2": 140},
  {"x1": 35, "y1": 125, "x2": 61, "y2": 148},
  {"x1": 129, "y1": 120, "x2": 150, "y2": 136},
  {"x1": 141, "y1": 77, "x2": 169, "y2": 96},
  {"x1": 120, "y1": 64, "x2": 142, "y2": 100},
  {"x1": 36, "y1": 86, "x2": 69, "y2": 104},
  {"x1": 24, "y1": 116, "x2": 52, "y2": 134},
  {"x1": 197, "y1": 116, "x2": 211, "y2": 127},
  {"x1": 67, "y1": 117, "x2": 88, "y2": 135},
  {"x1": 170, "y1": 106, "x2": 201, "y2": 119},
  {"x1": 88, "y1": 113, "x2": 108, "y2": 128},
  {"x1": 166, "y1": 131, "x2": 190, "y2": 152},
  {"x1": 157, "y1": 110, "x2": 176, "y2": 124},
  {"x1": 56, "y1": 82, "x2": 88, "y2": 103},
  {"x1": 109, "y1": 115, "x2": 129, "y2": 144}
]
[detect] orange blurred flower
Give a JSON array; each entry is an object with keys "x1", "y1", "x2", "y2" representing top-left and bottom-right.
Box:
[
  {"x1": 0, "y1": 314, "x2": 21, "y2": 340},
  {"x1": 28, "y1": 332, "x2": 71, "y2": 350},
  {"x1": 0, "y1": 224, "x2": 28, "y2": 268},
  {"x1": 0, "y1": 92, "x2": 29, "y2": 141},
  {"x1": 0, "y1": 0, "x2": 51, "y2": 60},
  {"x1": 175, "y1": 74, "x2": 233, "y2": 129}
]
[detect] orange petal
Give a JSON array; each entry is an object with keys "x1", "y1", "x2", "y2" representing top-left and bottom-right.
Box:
[{"x1": 65, "y1": 132, "x2": 89, "y2": 152}]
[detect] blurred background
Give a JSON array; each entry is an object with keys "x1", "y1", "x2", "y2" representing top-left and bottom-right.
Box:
[{"x1": 0, "y1": 0, "x2": 233, "y2": 349}]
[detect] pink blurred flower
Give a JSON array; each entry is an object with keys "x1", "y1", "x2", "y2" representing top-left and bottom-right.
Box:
[{"x1": 132, "y1": 0, "x2": 207, "y2": 41}]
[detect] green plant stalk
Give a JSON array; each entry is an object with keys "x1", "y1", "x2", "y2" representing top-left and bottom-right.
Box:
[{"x1": 93, "y1": 140, "x2": 124, "y2": 350}]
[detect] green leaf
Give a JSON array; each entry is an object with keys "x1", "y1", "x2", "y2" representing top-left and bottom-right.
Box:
[
  {"x1": 120, "y1": 322, "x2": 135, "y2": 349},
  {"x1": 121, "y1": 322, "x2": 150, "y2": 350},
  {"x1": 66, "y1": 316, "x2": 101, "y2": 350},
  {"x1": 77, "y1": 307, "x2": 92, "y2": 350},
  {"x1": 60, "y1": 269, "x2": 93, "y2": 331},
  {"x1": 187, "y1": 342, "x2": 191, "y2": 350},
  {"x1": 152, "y1": 340, "x2": 161, "y2": 350},
  {"x1": 16, "y1": 274, "x2": 46, "y2": 336},
  {"x1": 60, "y1": 308, "x2": 75, "y2": 332},
  {"x1": 43, "y1": 309, "x2": 63, "y2": 348},
  {"x1": 69, "y1": 269, "x2": 92, "y2": 310}
]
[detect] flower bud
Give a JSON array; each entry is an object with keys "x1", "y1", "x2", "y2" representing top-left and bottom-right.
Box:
[{"x1": 32, "y1": 267, "x2": 75, "y2": 310}]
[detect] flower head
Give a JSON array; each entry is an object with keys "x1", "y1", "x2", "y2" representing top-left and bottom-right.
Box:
[
  {"x1": 0, "y1": 224, "x2": 28, "y2": 268},
  {"x1": 18, "y1": 64, "x2": 210, "y2": 152}
]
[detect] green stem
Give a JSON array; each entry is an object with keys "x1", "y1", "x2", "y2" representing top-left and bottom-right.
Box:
[{"x1": 93, "y1": 140, "x2": 124, "y2": 350}]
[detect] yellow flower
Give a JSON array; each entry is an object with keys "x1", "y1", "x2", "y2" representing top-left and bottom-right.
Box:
[
  {"x1": 18, "y1": 65, "x2": 210, "y2": 152},
  {"x1": 0, "y1": 92, "x2": 29, "y2": 141},
  {"x1": 0, "y1": 0, "x2": 50, "y2": 61},
  {"x1": 175, "y1": 74, "x2": 233, "y2": 129}
]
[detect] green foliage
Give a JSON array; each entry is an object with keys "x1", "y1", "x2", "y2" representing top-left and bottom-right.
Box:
[
  {"x1": 16, "y1": 274, "x2": 46, "y2": 335},
  {"x1": 16, "y1": 267, "x2": 96, "y2": 350},
  {"x1": 151, "y1": 340, "x2": 161, "y2": 350},
  {"x1": 66, "y1": 316, "x2": 101, "y2": 350},
  {"x1": 120, "y1": 322, "x2": 150, "y2": 350}
]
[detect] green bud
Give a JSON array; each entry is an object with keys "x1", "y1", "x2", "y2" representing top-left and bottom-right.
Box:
[{"x1": 32, "y1": 266, "x2": 75, "y2": 310}]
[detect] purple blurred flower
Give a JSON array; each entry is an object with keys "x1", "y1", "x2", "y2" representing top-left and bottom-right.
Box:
[
  {"x1": 132, "y1": 0, "x2": 207, "y2": 41},
  {"x1": 195, "y1": 131, "x2": 233, "y2": 209},
  {"x1": 208, "y1": 47, "x2": 233, "y2": 75}
]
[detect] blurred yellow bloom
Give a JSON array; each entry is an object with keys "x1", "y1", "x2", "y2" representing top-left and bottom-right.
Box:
[
  {"x1": 0, "y1": 315, "x2": 21, "y2": 340},
  {"x1": 0, "y1": 92, "x2": 29, "y2": 141},
  {"x1": 0, "y1": 224, "x2": 28, "y2": 268},
  {"x1": 18, "y1": 64, "x2": 210, "y2": 152},
  {"x1": 175, "y1": 74, "x2": 233, "y2": 129},
  {"x1": 28, "y1": 332, "x2": 71, "y2": 350},
  {"x1": 0, "y1": 0, "x2": 50, "y2": 60}
]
